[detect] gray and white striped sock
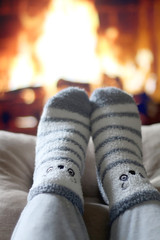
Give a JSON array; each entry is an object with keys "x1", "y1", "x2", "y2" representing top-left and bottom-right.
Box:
[
  {"x1": 28, "y1": 87, "x2": 90, "y2": 214},
  {"x1": 90, "y1": 87, "x2": 160, "y2": 224}
]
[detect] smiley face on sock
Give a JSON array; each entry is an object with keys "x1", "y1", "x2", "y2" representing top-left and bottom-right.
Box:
[
  {"x1": 56, "y1": 164, "x2": 77, "y2": 183},
  {"x1": 39, "y1": 162, "x2": 78, "y2": 184},
  {"x1": 32, "y1": 160, "x2": 80, "y2": 187},
  {"x1": 119, "y1": 169, "x2": 146, "y2": 190},
  {"x1": 46, "y1": 164, "x2": 75, "y2": 177}
]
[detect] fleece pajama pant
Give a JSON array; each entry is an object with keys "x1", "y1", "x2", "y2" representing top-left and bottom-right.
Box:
[{"x1": 11, "y1": 194, "x2": 160, "y2": 240}]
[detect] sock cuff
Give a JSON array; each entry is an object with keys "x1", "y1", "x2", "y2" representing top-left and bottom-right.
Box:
[
  {"x1": 28, "y1": 183, "x2": 84, "y2": 214},
  {"x1": 109, "y1": 189, "x2": 160, "y2": 225}
]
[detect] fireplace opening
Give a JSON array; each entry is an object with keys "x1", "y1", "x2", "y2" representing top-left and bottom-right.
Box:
[{"x1": 1, "y1": 0, "x2": 160, "y2": 134}]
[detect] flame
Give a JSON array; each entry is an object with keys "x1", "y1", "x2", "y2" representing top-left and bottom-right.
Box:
[
  {"x1": 35, "y1": 0, "x2": 100, "y2": 89},
  {"x1": 98, "y1": 29, "x2": 154, "y2": 94},
  {"x1": 7, "y1": 0, "x2": 154, "y2": 97},
  {"x1": 8, "y1": 0, "x2": 100, "y2": 95},
  {"x1": 9, "y1": 35, "x2": 35, "y2": 90}
]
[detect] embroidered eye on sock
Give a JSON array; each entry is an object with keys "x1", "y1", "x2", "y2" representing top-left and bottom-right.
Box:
[
  {"x1": 28, "y1": 87, "x2": 91, "y2": 214},
  {"x1": 90, "y1": 87, "x2": 160, "y2": 224}
]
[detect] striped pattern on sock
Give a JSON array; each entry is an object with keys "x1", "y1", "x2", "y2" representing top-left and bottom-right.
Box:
[
  {"x1": 28, "y1": 87, "x2": 90, "y2": 214},
  {"x1": 90, "y1": 87, "x2": 160, "y2": 224}
]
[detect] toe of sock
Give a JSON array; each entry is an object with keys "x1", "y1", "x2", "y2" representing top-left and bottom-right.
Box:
[
  {"x1": 90, "y1": 87, "x2": 135, "y2": 110},
  {"x1": 45, "y1": 87, "x2": 91, "y2": 117}
]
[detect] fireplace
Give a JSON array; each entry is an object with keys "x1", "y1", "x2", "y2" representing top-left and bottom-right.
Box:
[{"x1": 1, "y1": 0, "x2": 160, "y2": 134}]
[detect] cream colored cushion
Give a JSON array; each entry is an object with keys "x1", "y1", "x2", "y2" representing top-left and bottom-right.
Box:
[
  {"x1": 0, "y1": 124, "x2": 160, "y2": 240},
  {"x1": 142, "y1": 124, "x2": 160, "y2": 192}
]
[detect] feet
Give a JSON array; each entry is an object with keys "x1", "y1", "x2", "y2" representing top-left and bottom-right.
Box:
[
  {"x1": 28, "y1": 87, "x2": 91, "y2": 214},
  {"x1": 29, "y1": 86, "x2": 160, "y2": 222},
  {"x1": 90, "y1": 87, "x2": 160, "y2": 224}
]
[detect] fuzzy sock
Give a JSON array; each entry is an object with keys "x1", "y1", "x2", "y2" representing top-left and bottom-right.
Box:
[
  {"x1": 28, "y1": 87, "x2": 90, "y2": 214},
  {"x1": 90, "y1": 87, "x2": 160, "y2": 224}
]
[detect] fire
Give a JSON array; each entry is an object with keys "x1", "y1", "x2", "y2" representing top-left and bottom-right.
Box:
[
  {"x1": 7, "y1": 0, "x2": 155, "y2": 97},
  {"x1": 97, "y1": 28, "x2": 154, "y2": 94},
  {"x1": 9, "y1": 0, "x2": 100, "y2": 95},
  {"x1": 35, "y1": 0, "x2": 100, "y2": 93},
  {"x1": 9, "y1": 35, "x2": 35, "y2": 90}
]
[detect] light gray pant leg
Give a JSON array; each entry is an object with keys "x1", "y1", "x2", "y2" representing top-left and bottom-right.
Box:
[
  {"x1": 11, "y1": 194, "x2": 89, "y2": 240},
  {"x1": 110, "y1": 201, "x2": 160, "y2": 240}
]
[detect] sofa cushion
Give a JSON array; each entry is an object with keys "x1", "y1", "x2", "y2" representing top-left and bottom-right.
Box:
[
  {"x1": 142, "y1": 123, "x2": 160, "y2": 191},
  {"x1": 0, "y1": 124, "x2": 160, "y2": 240},
  {"x1": 0, "y1": 131, "x2": 35, "y2": 240}
]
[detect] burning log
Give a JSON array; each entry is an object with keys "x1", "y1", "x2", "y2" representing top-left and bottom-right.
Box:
[{"x1": 57, "y1": 79, "x2": 91, "y2": 96}]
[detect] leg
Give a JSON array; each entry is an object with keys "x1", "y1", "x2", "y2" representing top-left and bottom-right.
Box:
[
  {"x1": 110, "y1": 201, "x2": 160, "y2": 240},
  {"x1": 90, "y1": 87, "x2": 160, "y2": 240},
  {"x1": 11, "y1": 87, "x2": 90, "y2": 240},
  {"x1": 11, "y1": 195, "x2": 89, "y2": 240}
]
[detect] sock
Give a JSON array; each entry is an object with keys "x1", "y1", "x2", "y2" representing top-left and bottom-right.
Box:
[
  {"x1": 28, "y1": 87, "x2": 91, "y2": 214},
  {"x1": 90, "y1": 87, "x2": 160, "y2": 224}
]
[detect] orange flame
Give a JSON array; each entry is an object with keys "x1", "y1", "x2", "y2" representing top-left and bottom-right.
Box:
[
  {"x1": 9, "y1": 0, "x2": 100, "y2": 95},
  {"x1": 8, "y1": 0, "x2": 154, "y2": 96}
]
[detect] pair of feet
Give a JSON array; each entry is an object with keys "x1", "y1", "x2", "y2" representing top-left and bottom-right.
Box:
[{"x1": 28, "y1": 87, "x2": 160, "y2": 225}]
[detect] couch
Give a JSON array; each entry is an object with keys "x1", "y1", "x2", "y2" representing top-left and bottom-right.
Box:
[{"x1": 0, "y1": 123, "x2": 160, "y2": 240}]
